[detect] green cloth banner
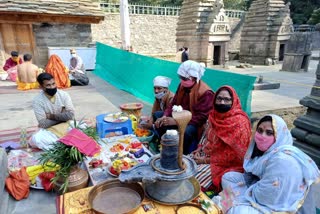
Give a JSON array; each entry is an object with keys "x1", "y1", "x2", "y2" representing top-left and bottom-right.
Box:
[{"x1": 93, "y1": 42, "x2": 256, "y2": 115}]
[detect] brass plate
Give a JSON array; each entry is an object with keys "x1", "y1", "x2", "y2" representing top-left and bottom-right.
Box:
[{"x1": 88, "y1": 179, "x2": 144, "y2": 214}]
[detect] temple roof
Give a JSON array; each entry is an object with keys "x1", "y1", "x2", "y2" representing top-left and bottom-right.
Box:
[{"x1": 0, "y1": 0, "x2": 105, "y2": 23}]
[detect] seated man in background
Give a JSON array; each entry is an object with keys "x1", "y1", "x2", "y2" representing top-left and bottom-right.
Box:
[
  {"x1": 3, "y1": 51, "x2": 23, "y2": 81},
  {"x1": 30, "y1": 73, "x2": 74, "y2": 150},
  {"x1": 69, "y1": 49, "x2": 89, "y2": 86},
  {"x1": 155, "y1": 60, "x2": 214, "y2": 154},
  {"x1": 17, "y1": 54, "x2": 40, "y2": 90},
  {"x1": 140, "y1": 76, "x2": 174, "y2": 130}
]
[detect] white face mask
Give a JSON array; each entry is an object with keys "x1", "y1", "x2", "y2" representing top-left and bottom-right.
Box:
[
  {"x1": 155, "y1": 91, "x2": 166, "y2": 99},
  {"x1": 71, "y1": 54, "x2": 76, "y2": 57}
]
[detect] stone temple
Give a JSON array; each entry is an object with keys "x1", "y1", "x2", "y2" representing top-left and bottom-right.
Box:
[
  {"x1": 176, "y1": 0, "x2": 231, "y2": 66},
  {"x1": 239, "y1": 0, "x2": 293, "y2": 65}
]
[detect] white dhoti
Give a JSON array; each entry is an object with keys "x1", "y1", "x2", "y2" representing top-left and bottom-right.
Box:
[{"x1": 30, "y1": 129, "x2": 59, "y2": 150}]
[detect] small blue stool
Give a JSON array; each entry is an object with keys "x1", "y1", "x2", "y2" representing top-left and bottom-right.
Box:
[{"x1": 96, "y1": 114, "x2": 133, "y2": 138}]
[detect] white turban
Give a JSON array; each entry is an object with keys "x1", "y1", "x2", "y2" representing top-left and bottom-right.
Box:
[
  {"x1": 177, "y1": 60, "x2": 205, "y2": 82},
  {"x1": 153, "y1": 76, "x2": 172, "y2": 88}
]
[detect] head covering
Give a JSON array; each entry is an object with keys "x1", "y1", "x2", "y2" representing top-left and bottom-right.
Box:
[
  {"x1": 11, "y1": 51, "x2": 19, "y2": 57},
  {"x1": 45, "y1": 54, "x2": 70, "y2": 89},
  {"x1": 205, "y1": 85, "x2": 251, "y2": 191},
  {"x1": 70, "y1": 49, "x2": 76, "y2": 54},
  {"x1": 177, "y1": 60, "x2": 205, "y2": 82},
  {"x1": 153, "y1": 76, "x2": 171, "y2": 88},
  {"x1": 242, "y1": 114, "x2": 320, "y2": 213}
]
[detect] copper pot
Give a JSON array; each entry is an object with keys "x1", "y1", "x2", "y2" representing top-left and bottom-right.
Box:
[{"x1": 55, "y1": 164, "x2": 89, "y2": 194}]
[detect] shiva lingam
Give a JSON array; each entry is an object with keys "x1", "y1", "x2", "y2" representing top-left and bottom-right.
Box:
[{"x1": 119, "y1": 110, "x2": 200, "y2": 205}]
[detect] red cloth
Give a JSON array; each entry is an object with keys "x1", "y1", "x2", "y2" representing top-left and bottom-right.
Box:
[
  {"x1": 39, "y1": 171, "x2": 55, "y2": 191},
  {"x1": 59, "y1": 128, "x2": 100, "y2": 156},
  {"x1": 3, "y1": 57, "x2": 23, "y2": 71},
  {"x1": 204, "y1": 86, "x2": 251, "y2": 191},
  {"x1": 5, "y1": 167, "x2": 30, "y2": 200}
]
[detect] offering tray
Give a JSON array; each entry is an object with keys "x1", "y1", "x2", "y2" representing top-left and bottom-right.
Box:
[{"x1": 88, "y1": 179, "x2": 144, "y2": 214}]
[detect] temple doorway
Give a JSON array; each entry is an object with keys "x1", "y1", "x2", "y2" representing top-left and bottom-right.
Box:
[
  {"x1": 213, "y1": 45, "x2": 221, "y2": 65},
  {"x1": 279, "y1": 43, "x2": 285, "y2": 61}
]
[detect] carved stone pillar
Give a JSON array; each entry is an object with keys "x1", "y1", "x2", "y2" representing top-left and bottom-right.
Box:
[{"x1": 291, "y1": 53, "x2": 320, "y2": 166}]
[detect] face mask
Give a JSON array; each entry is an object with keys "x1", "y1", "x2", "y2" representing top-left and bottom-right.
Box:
[
  {"x1": 214, "y1": 104, "x2": 232, "y2": 113},
  {"x1": 45, "y1": 87, "x2": 57, "y2": 96},
  {"x1": 71, "y1": 54, "x2": 76, "y2": 57},
  {"x1": 155, "y1": 91, "x2": 166, "y2": 99},
  {"x1": 181, "y1": 79, "x2": 195, "y2": 88},
  {"x1": 254, "y1": 132, "x2": 275, "y2": 152}
]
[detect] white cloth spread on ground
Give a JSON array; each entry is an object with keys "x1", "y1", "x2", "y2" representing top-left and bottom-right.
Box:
[{"x1": 31, "y1": 90, "x2": 74, "y2": 150}]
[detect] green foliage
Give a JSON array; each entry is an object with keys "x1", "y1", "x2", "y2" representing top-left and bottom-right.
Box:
[
  {"x1": 38, "y1": 143, "x2": 85, "y2": 193},
  {"x1": 308, "y1": 8, "x2": 320, "y2": 25},
  {"x1": 224, "y1": 0, "x2": 247, "y2": 10}
]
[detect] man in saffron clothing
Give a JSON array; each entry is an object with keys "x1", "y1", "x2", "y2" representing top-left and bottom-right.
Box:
[
  {"x1": 3, "y1": 51, "x2": 23, "y2": 81},
  {"x1": 155, "y1": 60, "x2": 214, "y2": 154},
  {"x1": 45, "y1": 54, "x2": 70, "y2": 89},
  {"x1": 17, "y1": 54, "x2": 40, "y2": 90}
]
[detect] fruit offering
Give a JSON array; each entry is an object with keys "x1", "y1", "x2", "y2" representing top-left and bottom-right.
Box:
[
  {"x1": 109, "y1": 158, "x2": 137, "y2": 176},
  {"x1": 110, "y1": 143, "x2": 124, "y2": 152},
  {"x1": 125, "y1": 141, "x2": 142, "y2": 151},
  {"x1": 135, "y1": 128, "x2": 150, "y2": 137}
]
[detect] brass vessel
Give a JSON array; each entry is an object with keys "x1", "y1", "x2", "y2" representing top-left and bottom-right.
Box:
[{"x1": 55, "y1": 165, "x2": 89, "y2": 194}]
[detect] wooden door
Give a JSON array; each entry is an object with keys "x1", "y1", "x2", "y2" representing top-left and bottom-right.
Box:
[{"x1": 0, "y1": 23, "x2": 37, "y2": 64}]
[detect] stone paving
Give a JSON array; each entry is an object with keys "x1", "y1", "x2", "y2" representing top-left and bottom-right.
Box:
[{"x1": 0, "y1": 52, "x2": 319, "y2": 213}]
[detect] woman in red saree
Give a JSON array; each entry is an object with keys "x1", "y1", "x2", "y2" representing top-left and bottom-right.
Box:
[
  {"x1": 191, "y1": 85, "x2": 251, "y2": 192},
  {"x1": 45, "y1": 55, "x2": 70, "y2": 89}
]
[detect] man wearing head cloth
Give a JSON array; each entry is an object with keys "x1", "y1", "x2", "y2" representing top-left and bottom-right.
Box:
[
  {"x1": 155, "y1": 60, "x2": 214, "y2": 154},
  {"x1": 140, "y1": 76, "x2": 174, "y2": 130}
]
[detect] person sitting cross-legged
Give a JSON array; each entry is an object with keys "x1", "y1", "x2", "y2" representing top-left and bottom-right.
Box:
[
  {"x1": 220, "y1": 114, "x2": 320, "y2": 214},
  {"x1": 190, "y1": 86, "x2": 251, "y2": 193},
  {"x1": 17, "y1": 53, "x2": 40, "y2": 90},
  {"x1": 154, "y1": 60, "x2": 214, "y2": 155},
  {"x1": 30, "y1": 73, "x2": 74, "y2": 150}
]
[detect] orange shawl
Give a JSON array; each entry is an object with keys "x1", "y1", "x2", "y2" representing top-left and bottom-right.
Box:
[
  {"x1": 204, "y1": 86, "x2": 251, "y2": 191},
  {"x1": 45, "y1": 55, "x2": 70, "y2": 89}
]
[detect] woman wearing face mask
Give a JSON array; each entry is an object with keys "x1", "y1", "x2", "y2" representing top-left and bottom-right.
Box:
[
  {"x1": 191, "y1": 85, "x2": 251, "y2": 192},
  {"x1": 140, "y1": 76, "x2": 174, "y2": 130},
  {"x1": 220, "y1": 114, "x2": 320, "y2": 214},
  {"x1": 155, "y1": 60, "x2": 215, "y2": 155}
]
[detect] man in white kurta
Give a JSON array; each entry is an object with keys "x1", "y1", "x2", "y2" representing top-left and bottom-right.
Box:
[{"x1": 31, "y1": 73, "x2": 74, "y2": 150}]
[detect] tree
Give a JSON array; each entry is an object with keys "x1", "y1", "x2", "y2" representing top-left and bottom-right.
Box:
[{"x1": 308, "y1": 8, "x2": 320, "y2": 25}]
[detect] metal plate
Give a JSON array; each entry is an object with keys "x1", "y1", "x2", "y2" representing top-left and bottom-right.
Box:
[
  {"x1": 144, "y1": 177, "x2": 200, "y2": 205},
  {"x1": 88, "y1": 179, "x2": 144, "y2": 214}
]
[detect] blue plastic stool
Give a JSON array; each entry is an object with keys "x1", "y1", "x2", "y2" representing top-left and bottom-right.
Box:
[{"x1": 96, "y1": 114, "x2": 133, "y2": 138}]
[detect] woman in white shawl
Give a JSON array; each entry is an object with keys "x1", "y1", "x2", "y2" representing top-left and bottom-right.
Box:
[{"x1": 219, "y1": 114, "x2": 320, "y2": 214}]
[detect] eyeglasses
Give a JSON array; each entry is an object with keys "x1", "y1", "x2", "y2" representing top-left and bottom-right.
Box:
[{"x1": 216, "y1": 96, "x2": 232, "y2": 102}]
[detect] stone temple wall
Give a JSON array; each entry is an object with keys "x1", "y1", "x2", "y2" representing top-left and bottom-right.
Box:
[
  {"x1": 91, "y1": 13, "x2": 242, "y2": 58},
  {"x1": 91, "y1": 14, "x2": 178, "y2": 56}
]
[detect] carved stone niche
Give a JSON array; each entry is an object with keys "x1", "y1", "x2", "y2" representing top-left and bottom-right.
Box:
[{"x1": 291, "y1": 53, "x2": 320, "y2": 166}]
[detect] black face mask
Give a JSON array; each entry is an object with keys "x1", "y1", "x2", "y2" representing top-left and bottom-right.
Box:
[
  {"x1": 214, "y1": 103, "x2": 232, "y2": 113},
  {"x1": 45, "y1": 87, "x2": 57, "y2": 96}
]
